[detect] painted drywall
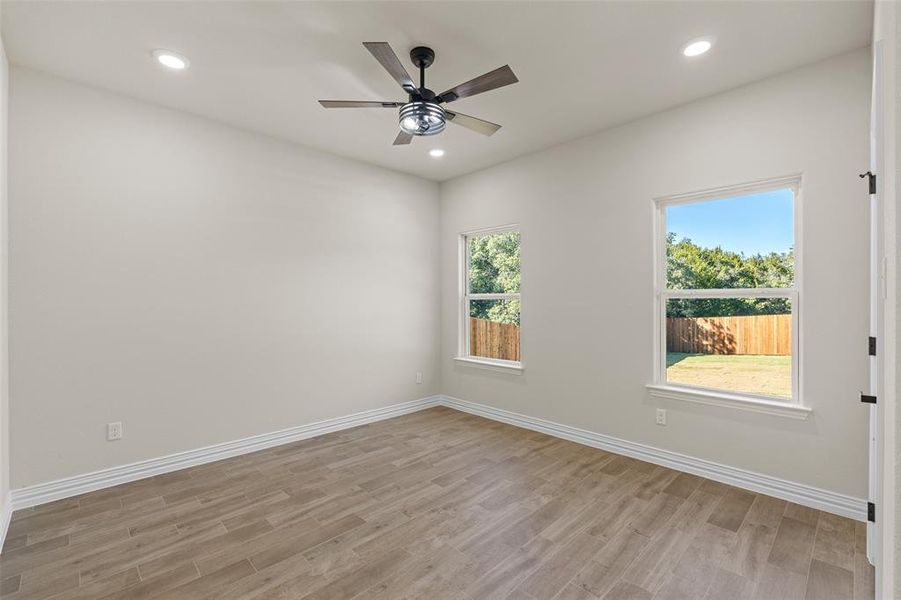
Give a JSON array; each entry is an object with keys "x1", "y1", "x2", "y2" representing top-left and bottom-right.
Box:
[
  {"x1": 8, "y1": 68, "x2": 440, "y2": 488},
  {"x1": 439, "y1": 49, "x2": 871, "y2": 499}
]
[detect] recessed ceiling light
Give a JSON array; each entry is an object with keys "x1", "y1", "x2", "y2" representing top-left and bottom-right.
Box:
[
  {"x1": 152, "y1": 49, "x2": 189, "y2": 70},
  {"x1": 682, "y1": 39, "x2": 712, "y2": 58},
  {"x1": 429, "y1": 149, "x2": 445, "y2": 158}
]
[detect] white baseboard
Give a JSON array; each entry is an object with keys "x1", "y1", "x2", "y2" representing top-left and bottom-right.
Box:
[
  {"x1": 0, "y1": 492, "x2": 11, "y2": 554},
  {"x1": 5, "y1": 391, "x2": 865, "y2": 539},
  {"x1": 440, "y1": 395, "x2": 867, "y2": 522},
  {"x1": 9, "y1": 395, "x2": 441, "y2": 512}
]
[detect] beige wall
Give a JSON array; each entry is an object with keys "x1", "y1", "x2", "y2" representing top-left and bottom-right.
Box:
[
  {"x1": 439, "y1": 49, "x2": 871, "y2": 498},
  {"x1": 8, "y1": 68, "x2": 440, "y2": 488}
]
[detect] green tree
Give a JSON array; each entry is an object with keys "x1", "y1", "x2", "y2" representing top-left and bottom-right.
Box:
[
  {"x1": 469, "y1": 232, "x2": 520, "y2": 324},
  {"x1": 666, "y1": 233, "x2": 793, "y2": 318}
]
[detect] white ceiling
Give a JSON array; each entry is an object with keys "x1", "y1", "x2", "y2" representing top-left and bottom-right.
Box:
[{"x1": 2, "y1": 1, "x2": 872, "y2": 181}]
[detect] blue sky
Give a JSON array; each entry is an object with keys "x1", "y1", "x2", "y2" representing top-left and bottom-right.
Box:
[{"x1": 666, "y1": 188, "x2": 794, "y2": 256}]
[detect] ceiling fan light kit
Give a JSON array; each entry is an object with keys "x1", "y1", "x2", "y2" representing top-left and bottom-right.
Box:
[
  {"x1": 399, "y1": 101, "x2": 446, "y2": 136},
  {"x1": 319, "y1": 42, "x2": 518, "y2": 145}
]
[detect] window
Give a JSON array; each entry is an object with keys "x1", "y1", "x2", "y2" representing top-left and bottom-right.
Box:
[
  {"x1": 650, "y1": 177, "x2": 804, "y2": 414},
  {"x1": 457, "y1": 226, "x2": 521, "y2": 371}
]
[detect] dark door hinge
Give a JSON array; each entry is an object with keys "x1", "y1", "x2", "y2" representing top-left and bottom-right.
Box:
[
  {"x1": 869, "y1": 336, "x2": 877, "y2": 356},
  {"x1": 861, "y1": 393, "x2": 877, "y2": 404},
  {"x1": 868, "y1": 501, "x2": 876, "y2": 522},
  {"x1": 860, "y1": 171, "x2": 877, "y2": 194}
]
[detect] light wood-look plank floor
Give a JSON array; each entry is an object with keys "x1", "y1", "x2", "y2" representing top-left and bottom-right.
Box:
[{"x1": 0, "y1": 407, "x2": 873, "y2": 600}]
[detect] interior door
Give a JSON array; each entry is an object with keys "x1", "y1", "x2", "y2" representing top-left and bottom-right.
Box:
[{"x1": 866, "y1": 39, "x2": 883, "y2": 565}]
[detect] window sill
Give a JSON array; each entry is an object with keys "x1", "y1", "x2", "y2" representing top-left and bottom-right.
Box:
[
  {"x1": 453, "y1": 357, "x2": 524, "y2": 374},
  {"x1": 645, "y1": 384, "x2": 811, "y2": 420}
]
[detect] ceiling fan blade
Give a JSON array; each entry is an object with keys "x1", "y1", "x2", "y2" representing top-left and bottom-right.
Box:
[
  {"x1": 446, "y1": 110, "x2": 502, "y2": 136},
  {"x1": 363, "y1": 42, "x2": 418, "y2": 94},
  {"x1": 319, "y1": 100, "x2": 402, "y2": 108},
  {"x1": 438, "y1": 65, "x2": 518, "y2": 103},
  {"x1": 393, "y1": 130, "x2": 413, "y2": 145}
]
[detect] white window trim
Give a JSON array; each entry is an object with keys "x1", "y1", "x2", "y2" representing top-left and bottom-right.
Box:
[
  {"x1": 650, "y1": 174, "x2": 808, "y2": 418},
  {"x1": 453, "y1": 356, "x2": 525, "y2": 374},
  {"x1": 457, "y1": 224, "x2": 523, "y2": 372},
  {"x1": 645, "y1": 384, "x2": 810, "y2": 419}
]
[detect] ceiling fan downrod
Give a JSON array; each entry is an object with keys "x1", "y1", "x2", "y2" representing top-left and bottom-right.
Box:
[{"x1": 410, "y1": 46, "x2": 435, "y2": 99}]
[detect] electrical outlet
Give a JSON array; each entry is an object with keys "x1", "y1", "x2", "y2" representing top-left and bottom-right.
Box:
[
  {"x1": 655, "y1": 409, "x2": 667, "y2": 426},
  {"x1": 107, "y1": 422, "x2": 123, "y2": 441},
  {"x1": 416, "y1": 372, "x2": 423, "y2": 384}
]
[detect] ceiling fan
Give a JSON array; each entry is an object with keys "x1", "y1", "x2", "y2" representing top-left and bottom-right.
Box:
[{"x1": 319, "y1": 43, "x2": 519, "y2": 145}]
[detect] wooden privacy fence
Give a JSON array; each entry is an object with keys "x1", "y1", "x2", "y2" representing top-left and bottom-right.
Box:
[
  {"x1": 666, "y1": 314, "x2": 791, "y2": 356},
  {"x1": 471, "y1": 314, "x2": 790, "y2": 360},
  {"x1": 470, "y1": 318, "x2": 520, "y2": 361}
]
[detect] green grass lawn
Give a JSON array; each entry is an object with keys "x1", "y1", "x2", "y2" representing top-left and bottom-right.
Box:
[{"x1": 666, "y1": 352, "x2": 792, "y2": 399}]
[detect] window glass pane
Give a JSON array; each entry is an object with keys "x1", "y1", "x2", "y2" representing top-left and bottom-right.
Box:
[
  {"x1": 666, "y1": 189, "x2": 794, "y2": 289},
  {"x1": 470, "y1": 299, "x2": 520, "y2": 361},
  {"x1": 468, "y1": 231, "x2": 520, "y2": 294},
  {"x1": 665, "y1": 297, "x2": 792, "y2": 399}
]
